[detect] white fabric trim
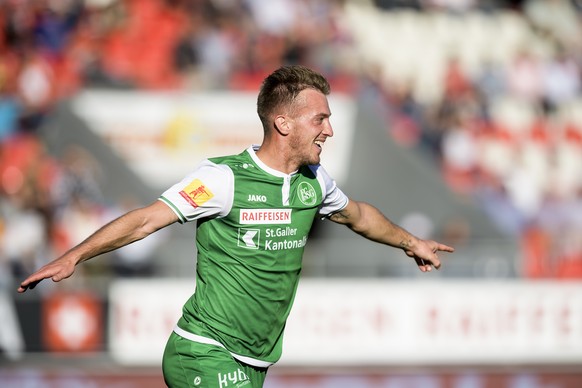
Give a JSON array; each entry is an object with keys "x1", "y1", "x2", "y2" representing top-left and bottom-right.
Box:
[
  {"x1": 248, "y1": 145, "x2": 298, "y2": 207},
  {"x1": 247, "y1": 145, "x2": 295, "y2": 178},
  {"x1": 158, "y1": 159, "x2": 234, "y2": 222},
  {"x1": 173, "y1": 326, "x2": 274, "y2": 368}
]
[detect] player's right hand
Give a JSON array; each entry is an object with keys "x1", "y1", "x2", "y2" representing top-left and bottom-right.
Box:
[{"x1": 17, "y1": 257, "x2": 76, "y2": 293}]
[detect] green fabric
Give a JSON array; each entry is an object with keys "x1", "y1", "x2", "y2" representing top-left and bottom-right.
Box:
[
  {"x1": 178, "y1": 150, "x2": 323, "y2": 364},
  {"x1": 163, "y1": 332, "x2": 268, "y2": 388}
]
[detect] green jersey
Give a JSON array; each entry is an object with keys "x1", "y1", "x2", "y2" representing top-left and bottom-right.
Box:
[{"x1": 159, "y1": 146, "x2": 348, "y2": 367}]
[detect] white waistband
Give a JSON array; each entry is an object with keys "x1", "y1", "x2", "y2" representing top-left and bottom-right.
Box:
[{"x1": 173, "y1": 325, "x2": 274, "y2": 368}]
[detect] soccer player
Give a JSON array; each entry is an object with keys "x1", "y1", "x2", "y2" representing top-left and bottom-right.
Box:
[{"x1": 18, "y1": 65, "x2": 454, "y2": 387}]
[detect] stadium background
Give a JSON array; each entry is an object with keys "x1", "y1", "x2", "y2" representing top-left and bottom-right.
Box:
[{"x1": 1, "y1": 0, "x2": 582, "y2": 386}]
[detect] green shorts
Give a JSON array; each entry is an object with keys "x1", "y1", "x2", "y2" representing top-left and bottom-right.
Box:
[{"x1": 162, "y1": 332, "x2": 268, "y2": 388}]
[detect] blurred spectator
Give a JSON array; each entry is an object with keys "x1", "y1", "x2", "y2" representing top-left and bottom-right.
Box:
[
  {"x1": 505, "y1": 47, "x2": 544, "y2": 102},
  {"x1": 0, "y1": 47, "x2": 21, "y2": 141},
  {"x1": 176, "y1": 6, "x2": 242, "y2": 89},
  {"x1": 52, "y1": 145, "x2": 104, "y2": 215},
  {"x1": 475, "y1": 173, "x2": 527, "y2": 236},
  {"x1": 440, "y1": 115, "x2": 480, "y2": 193},
  {"x1": 541, "y1": 46, "x2": 581, "y2": 111},
  {"x1": 475, "y1": 58, "x2": 507, "y2": 100},
  {"x1": 0, "y1": 193, "x2": 47, "y2": 280},
  {"x1": 382, "y1": 81, "x2": 425, "y2": 148},
  {"x1": 16, "y1": 47, "x2": 56, "y2": 132},
  {"x1": 244, "y1": 0, "x2": 297, "y2": 35},
  {"x1": 33, "y1": 0, "x2": 83, "y2": 56},
  {"x1": 0, "y1": 96, "x2": 20, "y2": 142},
  {"x1": 443, "y1": 56, "x2": 472, "y2": 100}
]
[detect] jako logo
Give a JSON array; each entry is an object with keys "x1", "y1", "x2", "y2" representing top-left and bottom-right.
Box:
[{"x1": 247, "y1": 194, "x2": 267, "y2": 202}]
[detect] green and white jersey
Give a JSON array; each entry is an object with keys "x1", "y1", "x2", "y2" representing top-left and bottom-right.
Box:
[{"x1": 159, "y1": 145, "x2": 348, "y2": 367}]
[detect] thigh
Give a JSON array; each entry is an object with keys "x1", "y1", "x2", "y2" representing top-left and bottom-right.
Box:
[{"x1": 162, "y1": 332, "x2": 267, "y2": 388}]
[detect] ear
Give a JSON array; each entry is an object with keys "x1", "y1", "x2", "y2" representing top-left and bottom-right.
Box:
[{"x1": 274, "y1": 115, "x2": 291, "y2": 136}]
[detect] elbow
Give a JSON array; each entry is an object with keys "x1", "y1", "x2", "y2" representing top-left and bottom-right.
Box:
[{"x1": 347, "y1": 220, "x2": 369, "y2": 237}]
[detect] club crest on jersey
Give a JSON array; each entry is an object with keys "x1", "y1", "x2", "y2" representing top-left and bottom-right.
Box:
[
  {"x1": 297, "y1": 182, "x2": 317, "y2": 206},
  {"x1": 179, "y1": 179, "x2": 214, "y2": 208}
]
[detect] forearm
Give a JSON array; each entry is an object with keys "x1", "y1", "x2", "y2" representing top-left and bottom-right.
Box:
[
  {"x1": 66, "y1": 209, "x2": 152, "y2": 265},
  {"x1": 329, "y1": 199, "x2": 454, "y2": 272},
  {"x1": 18, "y1": 201, "x2": 177, "y2": 292},
  {"x1": 346, "y1": 202, "x2": 419, "y2": 251}
]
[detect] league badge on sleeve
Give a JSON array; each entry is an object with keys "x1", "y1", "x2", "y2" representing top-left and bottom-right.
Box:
[{"x1": 179, "y1": 179, "x2": 214, "y2": 208}]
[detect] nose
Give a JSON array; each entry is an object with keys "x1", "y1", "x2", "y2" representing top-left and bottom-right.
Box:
[{"x1": 323, "y1": 120, "x2": 334, "y2": 138}]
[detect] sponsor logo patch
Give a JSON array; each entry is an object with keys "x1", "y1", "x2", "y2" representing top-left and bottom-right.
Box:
[
  {"x1": 240, "y1": 209, "x2": 292, "y2": 224},
  {"x1": 238, "y1": 228, "x2": 260, "y2": 249},
  {"x1": 179, "y1": 179, "x2": 214, "y2": 208},
  {"x1": 217, "y1": 368, "x2": 249, "y2": 388}
]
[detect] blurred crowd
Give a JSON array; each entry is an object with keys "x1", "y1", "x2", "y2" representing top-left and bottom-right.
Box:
[
  {"x1": 367, "y1": 0, "x2": 582, "y2": 277},
  {"x1": 0, "y1": 0, "x2": 354, "y2": 287},
  {"x1": 0, "y1": 0, "x2": 581, "y2": 284}
]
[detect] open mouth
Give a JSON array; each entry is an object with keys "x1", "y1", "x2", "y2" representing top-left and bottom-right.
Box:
[{"x1": 314, "y1": 140, "x2": 324, "y2": 150}]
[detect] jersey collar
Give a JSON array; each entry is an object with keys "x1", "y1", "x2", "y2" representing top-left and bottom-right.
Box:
[{"x1": 247, "y1": 145, "x2": 298, "y2": 178}]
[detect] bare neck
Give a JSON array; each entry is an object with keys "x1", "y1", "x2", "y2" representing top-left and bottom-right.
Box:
[{"x1": 255, "y1": 139, "x2": 299, "y2": 175}]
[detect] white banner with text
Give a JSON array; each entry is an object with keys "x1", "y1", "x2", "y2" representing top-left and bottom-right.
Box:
[{"x1": 108, "y1": 280, "x2": 582, "y2": 366}]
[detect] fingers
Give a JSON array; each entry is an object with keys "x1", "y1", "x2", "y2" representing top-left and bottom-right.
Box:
[
  {"x1": 431, "y1": 255, "x2": 441, "y2": 270},
  {"x1": 414, "y1": 256, "x2": 437, "y2": 272},
  {"x1": 17, "y1": 279, "x2": 42, "y2": 293},
  {"x1": 436, "y1": 243, "x2": 455, "y2": 253},
  {"x1": 426, "y1": 249, "x2": 443, "y2": 271},
  {"x1": 408, "y1": 249, "x2": 438, "y2": 272},
  {"x1": 408, "y1": 240, "x2": 452, "y2": 273},
  {"x1": 18, "y1": 276, "x2": 41, "y2": 293},
  {"x1": 18, "y1": 270, "x2": 51, "y2": 293},
  {"x1": 17, "y1": 263, "x2": 71, "y2": 293}
]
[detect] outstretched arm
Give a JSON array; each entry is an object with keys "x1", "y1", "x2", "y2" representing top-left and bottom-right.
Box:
[
  {"x1": 328, "y1": 199, "x2": 454, "y2": 272},
  {"x1": 17, "y1": 200, "x2": 178, "y2": 292}
]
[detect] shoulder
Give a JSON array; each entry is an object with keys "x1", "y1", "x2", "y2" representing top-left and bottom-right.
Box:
[
  {"x1": 208, "y1": 148, "x2": 250, "y2": 167},
  {"x1": 306, "y1": 164, "x2": 335, "y2": 184}
]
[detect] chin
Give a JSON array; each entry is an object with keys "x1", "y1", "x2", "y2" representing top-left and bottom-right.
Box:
[{"x1": 309, "y1": 156, "x2": 321, "y2": 165}]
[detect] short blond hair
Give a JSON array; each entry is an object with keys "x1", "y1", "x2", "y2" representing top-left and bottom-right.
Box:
[{"x1": 257, "y1": 65, "x2": 330, "y2": 129}]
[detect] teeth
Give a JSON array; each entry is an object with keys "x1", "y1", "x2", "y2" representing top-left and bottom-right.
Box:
[{"x1": 315, "y1": 141, "x2": 323, "y2": 147}]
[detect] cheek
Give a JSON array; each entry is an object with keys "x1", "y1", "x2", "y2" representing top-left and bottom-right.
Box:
[{"x1": 288, "y1": 131, "x2": 303, "y2": 150}]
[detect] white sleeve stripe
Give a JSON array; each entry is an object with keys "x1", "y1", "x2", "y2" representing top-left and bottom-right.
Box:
[
  {"x1": 221, "y1": 165, "x2": 235, "y2": 217},
  {"x1": 158, "y1": 196, "x2": 187, "y2": 223}
]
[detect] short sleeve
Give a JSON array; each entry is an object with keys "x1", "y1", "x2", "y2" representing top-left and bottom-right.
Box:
[
  {"x1": 310, "y1": 164, "x2": 349, "y2": 218},
  {"x1": 158, "y1": 160, "x2": 234, "y2": 223}
]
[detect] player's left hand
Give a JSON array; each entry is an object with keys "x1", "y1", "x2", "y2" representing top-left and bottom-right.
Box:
[{"x1": 405, "y1": 240, "x2": 454, "y2": 272}]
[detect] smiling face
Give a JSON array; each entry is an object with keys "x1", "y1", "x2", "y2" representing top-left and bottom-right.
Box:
[{"x1": 284, "y1": 88, "x2": 333, "y2": 167}]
